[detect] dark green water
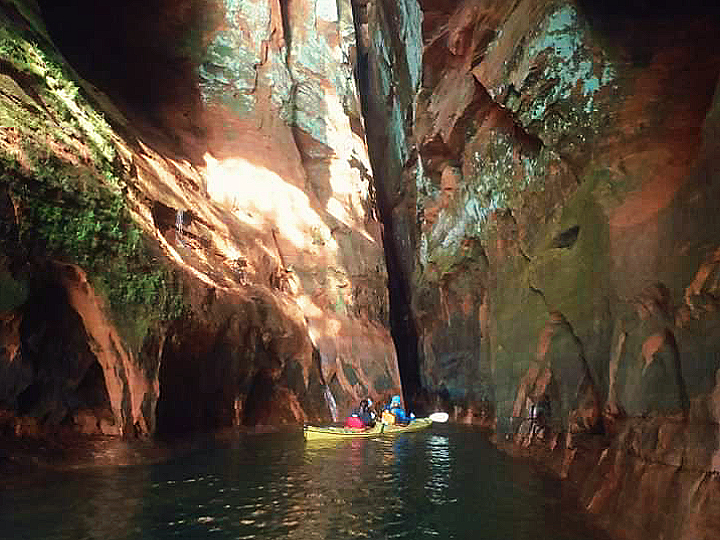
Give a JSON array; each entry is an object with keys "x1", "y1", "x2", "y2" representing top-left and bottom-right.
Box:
[{"x1": 1, "y1": 425, "x2": 608, "y2": 540}]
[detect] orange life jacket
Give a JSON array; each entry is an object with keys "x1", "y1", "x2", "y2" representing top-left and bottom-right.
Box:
[{"x1": 381, "y1": 410, "x2": 396, "y2": 425}]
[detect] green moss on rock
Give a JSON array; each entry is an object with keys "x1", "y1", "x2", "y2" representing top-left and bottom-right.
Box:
[
  {"x1": 0, "y1": 267, "x2": 27, "y2": 312},
  {"x1": 2, "y1": 155, "x2": 186, "y2": 350},
  {"x1": 489, "y1": 251, "x2": 549, "y2": 421},
  {"x1": 0, "y1": 18, "x2": 187, "y2": 352}
]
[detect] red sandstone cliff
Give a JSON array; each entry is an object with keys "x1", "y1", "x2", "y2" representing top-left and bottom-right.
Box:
[
  {"x1": 0, "y1": 0, "x2": 399, "y2": 438},
  {"x1": 3, "y1": 0, "x2": 720, "y2": 538},
  {"x1": 359, "y1": 1, "x2": 720, "y2": 538}
]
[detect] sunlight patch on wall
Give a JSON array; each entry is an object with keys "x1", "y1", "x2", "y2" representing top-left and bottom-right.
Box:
[{"x1": 203, "y1": 152, "x2": 337, "y2": 253}]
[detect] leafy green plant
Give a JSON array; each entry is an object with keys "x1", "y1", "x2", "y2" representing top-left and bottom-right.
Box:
[
  {"x1": 0, "y1": 24, "x2": 116, "y2": 166},
  {"x1": 0, "y1": 16, "x2": 188, "y2": 351},
  {"x1": 1, "y1": 154, "x2": 187, "y2": 352}
]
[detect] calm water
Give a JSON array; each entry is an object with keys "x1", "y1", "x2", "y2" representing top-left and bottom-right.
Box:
[{"x1": 1, "y1": 425, "x2": 608, "y2": 540}]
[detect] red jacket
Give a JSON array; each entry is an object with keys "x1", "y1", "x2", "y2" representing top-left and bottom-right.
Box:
[{"x1": 344, "y1": 416, "x2": 366, "y2": 428}]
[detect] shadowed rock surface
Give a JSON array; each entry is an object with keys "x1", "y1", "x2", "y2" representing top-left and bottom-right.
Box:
[
  {"x1": 2, "y1": 1, "x2": 720, "y2": 539},
  {"x1": 358, "y1": 0, "x2": 720, "y2": 538}
]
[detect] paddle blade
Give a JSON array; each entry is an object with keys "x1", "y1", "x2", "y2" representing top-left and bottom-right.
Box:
[{"x1": 429, "y1": 412, "x2": 449, "y2": 423}]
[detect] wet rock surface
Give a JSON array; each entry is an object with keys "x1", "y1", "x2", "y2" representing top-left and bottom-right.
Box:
[
  {"x1": 360, "y1": 1, "x2": 720, "y2": 538},
  {"x1": 0, "y1": 0, "x2": 399, "y2": 439}
]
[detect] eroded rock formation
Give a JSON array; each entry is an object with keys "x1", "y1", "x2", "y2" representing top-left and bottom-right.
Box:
[
  {"x1": 360, "y1": 0, "x2": 720, "y2": 538},
  {"x1": 0, "y1": 0, "x2": 400, "y2": 438},
  {"x1": 4, "y1": 0, "x2": 720, "y2": 537}
]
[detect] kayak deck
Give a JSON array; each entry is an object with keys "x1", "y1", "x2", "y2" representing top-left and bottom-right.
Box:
[{"x1": 303, "y1": 417, "x2": 433, "y2": 440}]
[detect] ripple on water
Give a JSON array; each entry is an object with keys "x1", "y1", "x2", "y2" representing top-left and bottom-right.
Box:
[{"x1": 0, "y1": 427, "x2": 610, "y2": 540}]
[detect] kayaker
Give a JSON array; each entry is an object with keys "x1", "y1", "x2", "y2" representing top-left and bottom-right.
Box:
[
  {"x1": 382, "y1": 395, "x2": 413, "y2": 425},
  {"x1": 344, "y1": 398, "x2": 376, "y2": 428},
  {"x1": 358, "y1": 398, "x2": 377, "y2": 426}
]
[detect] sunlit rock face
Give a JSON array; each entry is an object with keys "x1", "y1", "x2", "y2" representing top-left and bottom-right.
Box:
[
  {"x1": 148, "y1": 0, "x2": 401, "y2": 430},
  {"x1": 362, "y1": 1, "x2": 720, "y2": 537},
  {"x1": 0, "y1": 0, "x2": 399, "y2": 438}
]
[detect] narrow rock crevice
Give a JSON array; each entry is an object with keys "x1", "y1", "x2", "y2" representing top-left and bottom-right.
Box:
[
  {"x1": 528, "y1": 284, "x2": 547, "y2": 305},
  {"x1": 278, "y1": 0, "x2": 293, "y2": 51},
  {"x1": 350, "y1": 0, "x2": 424, "y2": 403}
]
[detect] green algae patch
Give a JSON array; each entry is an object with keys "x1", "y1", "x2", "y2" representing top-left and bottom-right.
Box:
[
  {"x1": 488, "y1": 249, "x2": 549, "y2": 422},
  {"x1": 2, "y1": 155, "x2": 187, "y2": 352},
  {"x1": 526, "y1": 176, "x2": 613, "y2": 392},
  {"x1": 530, "y1": 172, "x2": 611, "y2": 302},
  {"x1": 0, "y1": 267, "x2": 28, "y2": 312},
  {"x1": 0, "y1": 18, "x2": 186, "y2": 352},
  {"x1": 0, "y1": 24, "x2": 115, "y2": 166}
]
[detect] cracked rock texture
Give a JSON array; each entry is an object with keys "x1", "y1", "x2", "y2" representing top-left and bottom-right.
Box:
[
  {"x1": 3, "y1": 0, "x2": 720, "y2": 537},
  {"x1": 361, "y1": 1, "x2": 720, "y2": 538},
  {"x1": 0, "y1": 0, "x2": 399, "y2": 439}
]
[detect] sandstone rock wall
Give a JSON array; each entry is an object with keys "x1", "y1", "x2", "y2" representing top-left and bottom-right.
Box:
[
  {"x1": 4, "y1": 0, "x2": 720, "y2": 535},
  {"x1": 361, "y1": 0, "x2": 720, "y2": 538},
  {"x1": 0, "y1": 0, "x2": 399, "y2": 438}
]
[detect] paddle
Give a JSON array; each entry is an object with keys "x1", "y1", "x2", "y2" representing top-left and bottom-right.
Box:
[{"x1": 429, "y1": 412, "x2": 449, "y2": 423}]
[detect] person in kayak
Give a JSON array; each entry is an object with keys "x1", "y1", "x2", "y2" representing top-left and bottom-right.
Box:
[
  {"x1": 382, "y1": 395, "x2": 414, "y2": 425},
  {"x1": 344, "y1": 398, "x2": 376, "y2": 428}
]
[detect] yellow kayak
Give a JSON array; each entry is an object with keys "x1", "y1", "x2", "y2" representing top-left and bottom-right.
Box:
[
  {"x1": 303, "y1": 417, "x2": 433, "y2": 441},
  {"x1": 382, "y1": 417, "x2": 433, "y2": 434}
]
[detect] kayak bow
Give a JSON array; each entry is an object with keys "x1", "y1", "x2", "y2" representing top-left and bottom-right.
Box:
[{"x1": 381, "y1": 417, "x2": 433, "y2": 434}]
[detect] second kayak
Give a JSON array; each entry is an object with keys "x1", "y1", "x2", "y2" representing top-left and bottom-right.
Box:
[{"x1": 303, "y1": 417, "x2": 434, "y2": 441}]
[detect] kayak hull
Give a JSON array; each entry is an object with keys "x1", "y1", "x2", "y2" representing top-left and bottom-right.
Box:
[
  {"x1": 303, "y1": 417, "x2": 433, "y2": 440},
  {"x1": 303, "y1": 423, "x2": 383, "y2": 441},
  {"x1": 382, "y1": 417, "x2": 432, "y2": 434}
]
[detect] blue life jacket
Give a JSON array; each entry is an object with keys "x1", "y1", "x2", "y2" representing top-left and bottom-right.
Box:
[
  {"x1": 390, "y1": 407, "x2": 410, "y2": 424},
  {"x1": 383, "y1": 396, "x2": 411, "y2": 424}
]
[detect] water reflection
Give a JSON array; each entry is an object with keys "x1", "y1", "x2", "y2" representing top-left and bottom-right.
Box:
[
  {"x1": 1, "y1": 426, "x2": 609, "y2": 540},
  {"x1": 425, "y1": 435, "x2": 452, "y2": 505},
  {"x1": 3, "y1": 459, "x2": 148, "y2": 540}
]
